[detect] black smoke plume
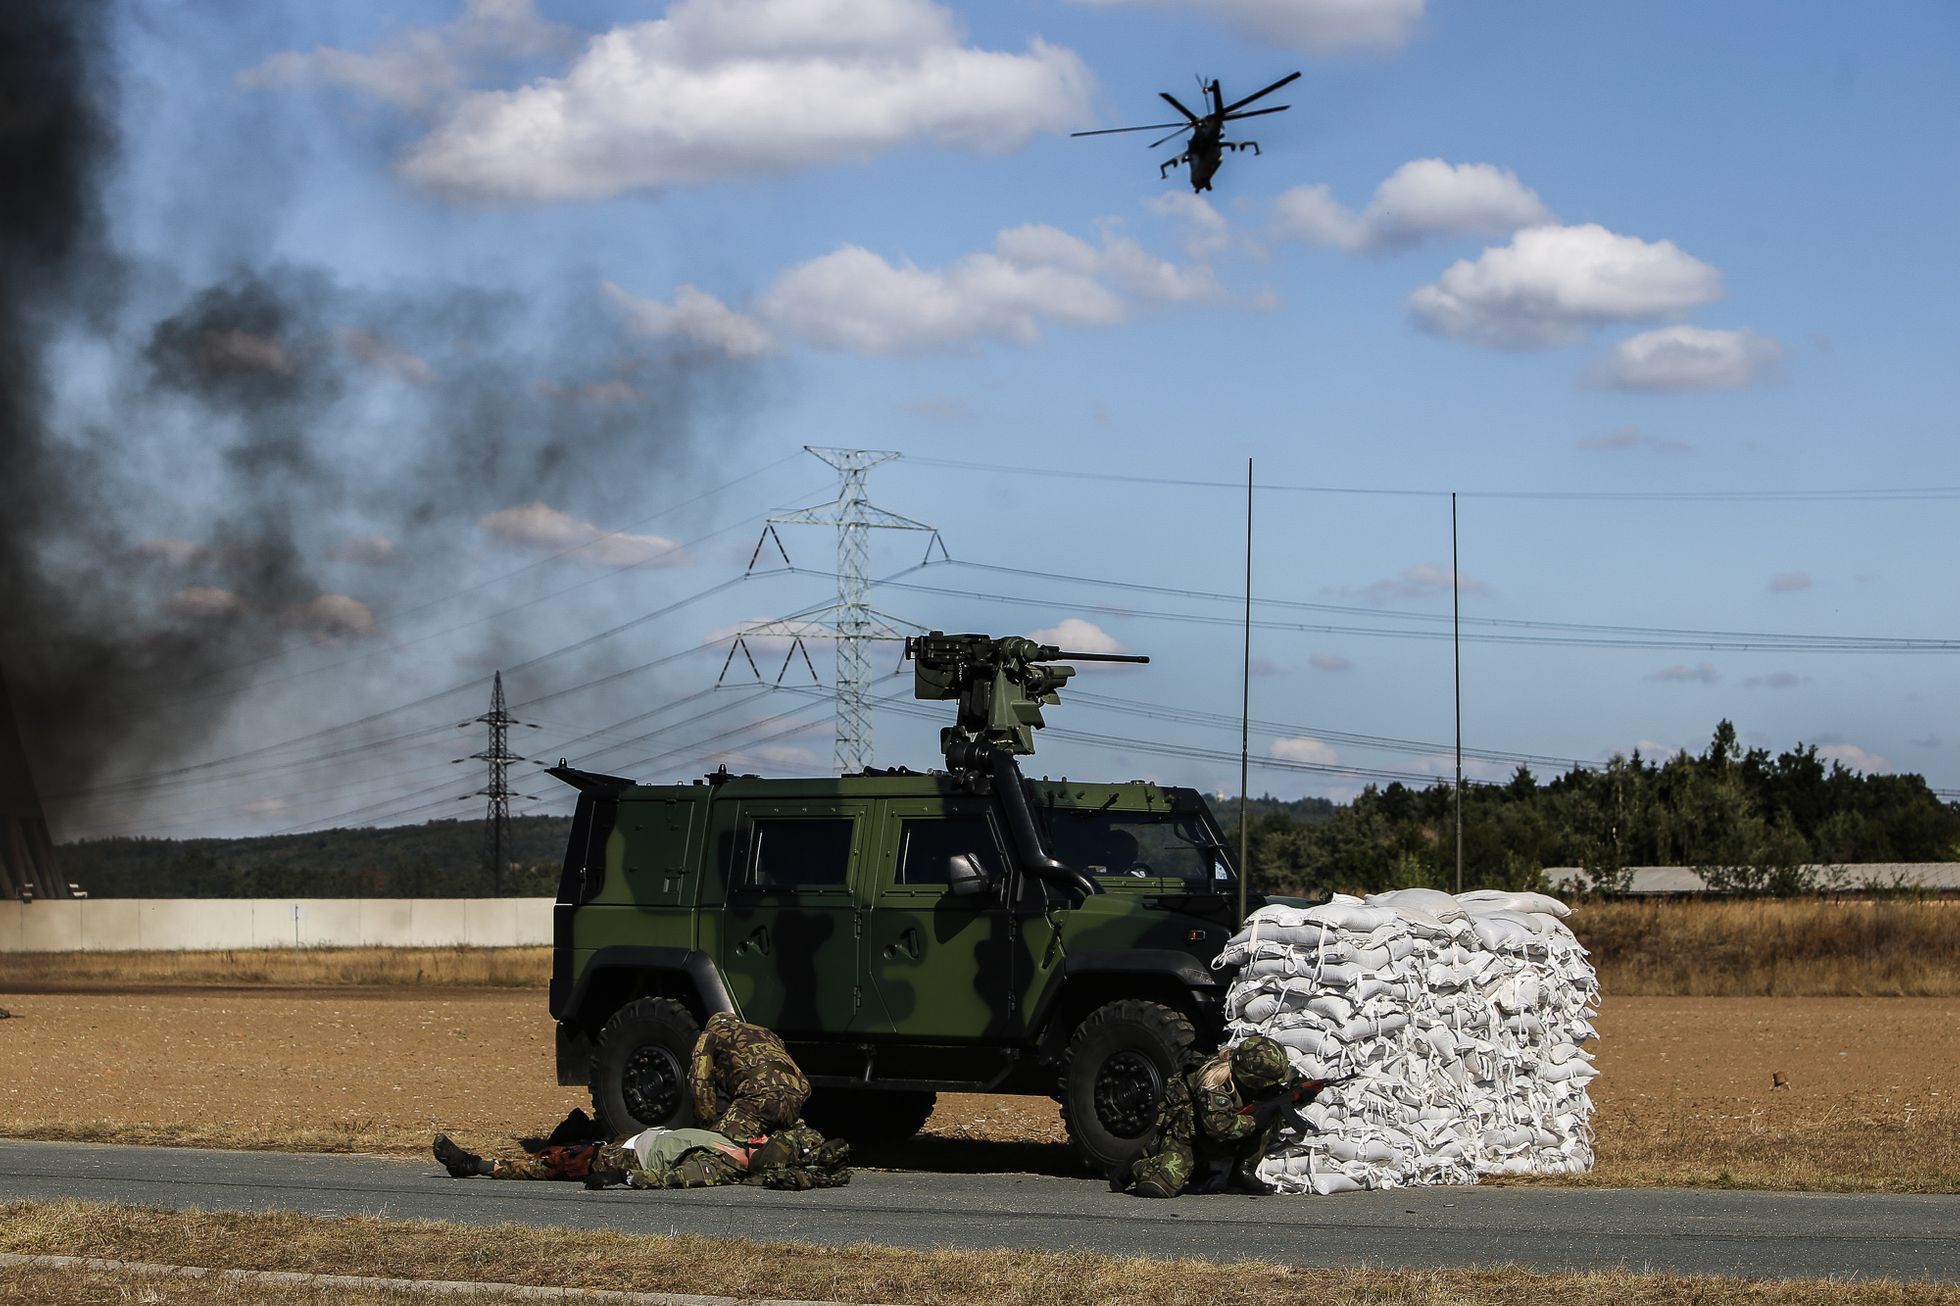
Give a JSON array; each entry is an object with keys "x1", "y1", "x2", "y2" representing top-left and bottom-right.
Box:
[{"x1": 0, "y1": 5, "x2": 764, "y2": 822}]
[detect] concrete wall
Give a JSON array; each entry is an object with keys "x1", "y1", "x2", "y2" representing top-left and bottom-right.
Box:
[{"x1": 0, "y1": 898, "x2": 553, "y2": 952}]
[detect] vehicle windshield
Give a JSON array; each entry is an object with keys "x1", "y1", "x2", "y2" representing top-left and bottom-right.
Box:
[{"x1": 1039, "y1": 808, "x2": 1234, "y2": 893}]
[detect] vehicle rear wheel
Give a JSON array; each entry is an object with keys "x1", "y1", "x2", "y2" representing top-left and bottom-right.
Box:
[
  {"x1": 801, "y1": 1087, "x2": 938, "y2": 1143},
  {"x1": 589, "y1": 997, "x2": 700, "y2": 1137},
  {"x1": 1058, "y1": 999, "x2": 1197, "y2": 1171}
]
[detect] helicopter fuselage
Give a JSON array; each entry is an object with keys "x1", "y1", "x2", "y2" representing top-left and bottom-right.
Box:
[{"x1": 1182, "y1": 122, "x2": 1224, "y2": 191}]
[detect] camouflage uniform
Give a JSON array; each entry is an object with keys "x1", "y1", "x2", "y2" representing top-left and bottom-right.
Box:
[
  {"x1": 1124, "y1": 1035, "x2": 1293, "y2": 1199},
  {"x1": 689, "y1": 1012, "x2": 810, "y2": 1142}
]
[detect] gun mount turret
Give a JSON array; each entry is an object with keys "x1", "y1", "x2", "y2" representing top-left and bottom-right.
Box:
[{"x1": 904, "y1": 631, "x2": 1148, "y2": 761}]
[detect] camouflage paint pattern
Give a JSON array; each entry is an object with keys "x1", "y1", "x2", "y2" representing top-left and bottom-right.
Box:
[
  {"x1": 1127, "y1": 1044, "x2": 1283, "y2": 1198},
  {"x1": 689, "y1": 1011, "x2": 810, "y2": 1138}
]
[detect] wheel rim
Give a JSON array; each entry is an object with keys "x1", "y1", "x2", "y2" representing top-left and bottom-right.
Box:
[
  {"x1": 621, "y1": 1043, "x2": 685, "y2": 1124},
  {"x1": 1092, "y1": 1049, "x2": 1163, "y2": 1139}
]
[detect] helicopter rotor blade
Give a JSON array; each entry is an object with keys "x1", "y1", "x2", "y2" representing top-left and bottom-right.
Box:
[
  {"x1": 1219, "y1": 104, "x2": 1291, "y2": 123},
  {"x1": 1149, "y1": 125, "x2": 1194, "y2": 149},
  {"x1": 1221, "y1": 70, "x2": 1301, "y2": 115},
  {"x1": 1159, "y1": 91, "x2": 1201, "y2": 122},
  {"x1": 1209, "y1": 79, "x2": 1224, "y2": 116},
  {"x1": 1071, "y1": 121, "x2": 1192, "y2": 138}
]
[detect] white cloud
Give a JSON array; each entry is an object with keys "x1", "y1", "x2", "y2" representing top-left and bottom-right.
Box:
[
  {"x1": 1743, "y1": 671, "x2": 1808, "y2": 689},
  {"x1": 1147, "y1": 192, "x2": 1233, "y2": 258},
  {"x1": 1308, "y1": 652, "x2": 1353, "y2": 671},
  {"x1": 1817, "y1": 743, "x2": 1888, "y2": 774},
  {"x1": 1359, "y1": 564, "x2": 1488, "y2": 602},
  {"x1": 398, "y1": 0, "x2": 1093, "y2": 200},
  {"x1": 603, "y1": 281, "x2": 773, "y2": 358},
  {"x1": 1769, "y1": 571, "x2": 1812, "y2": 593},
  {"x1": 1073, "y1": 0, "x2": 1425, "y2": 53},
  {"x1": 164, "y1": 586, "x2": 243, "y2": 620},
  {"x1": 1647, "y1": 662, "x2": 1720, "y2": 684},
  {"x1": 1591, "y1": 325, "x2": 1783, "y2": 392},
  {"x1": 328, "y1": 533, "x2": 400, "y2": 566},
  {"x1": 1277, "y1": 159, "x2": 1549, "y2": 252},
  {"x1": 531, "y1": 378, "x2": 647, "y2": 406},
  {"x1": 759, "y1": 225, "x2": 1219, "y2": 355},
  {"x1": 240, "y1": 0, "x2": 576, "y2": 112},
  {"x1": 1577, "y1": 425, "x2": 1689, "y2": 454},
  {"x1": 1271, "y1": 736, "x2": 1340, "y2": 766},
  {"x1": 479, "y1": 502, "x2": 687, "y2": 567},
  {"x1": 1409, "y1": 224, "x2": 1722, "y2": 348},
  {"x1": 748, "y1": 744, "x2": 822, "y2": 768},
  {"x1": 336, "y1": 328, "x2": 436, "y2": 385},
  {"x1": 1273, "y1": 183, "x2": 1370, "y2": 251},
  {"x1": 289, "y1": 594, "x2": 379, "y2": 641},
  {"x1": 138, "y1": 538, "x2": 211, "y2": 568},
  {"x1": 1027, "y1": 618, "x2": 1129, "y2": 655}
]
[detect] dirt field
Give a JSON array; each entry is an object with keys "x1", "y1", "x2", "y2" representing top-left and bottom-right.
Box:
[{"x1": 1, "y1": 987, "x2": 1952, "y2": 1191}]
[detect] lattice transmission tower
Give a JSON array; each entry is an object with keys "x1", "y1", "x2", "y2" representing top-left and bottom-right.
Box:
[
  {"x1": 726, "y1": 448, "x2": 944, "y2": 774},
  {"x1": 465, "y1": 671, "x2": 527, "y2": 894}
]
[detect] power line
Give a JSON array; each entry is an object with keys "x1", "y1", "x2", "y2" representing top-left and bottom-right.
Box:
[
  {"x1": 905, "y1": 456, "x2": 1960, "y2": 503},
  {"x1": 874, "y1": 575, "x2": 1960, "y2": 653}
]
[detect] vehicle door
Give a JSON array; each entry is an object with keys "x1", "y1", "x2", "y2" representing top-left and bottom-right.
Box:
[
  {"x1": 717, "y1": 800, "x2": 868, "y2": 1037},
  {"x1": 862, "y1": 800, "x2": 1015, "y2": 1040}
]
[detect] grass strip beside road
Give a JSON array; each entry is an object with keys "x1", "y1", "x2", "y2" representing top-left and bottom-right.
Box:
[{"x1": 2, "y1": 1201, "x2": 1953, "y2": 1306}]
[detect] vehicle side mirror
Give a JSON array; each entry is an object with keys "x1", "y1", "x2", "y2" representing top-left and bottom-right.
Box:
[{"x1": 946, "y1": 854, "x2": 993, "y2": 898}]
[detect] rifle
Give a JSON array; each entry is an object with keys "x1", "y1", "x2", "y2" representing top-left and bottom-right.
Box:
[{"x1": 1237, "y1": 1074, "x2": 1355, "y2": 1132}]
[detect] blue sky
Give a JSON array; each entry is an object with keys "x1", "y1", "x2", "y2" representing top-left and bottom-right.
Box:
[{"x1": 45, "y1": 0, "x2": 1960, "y2": 839}]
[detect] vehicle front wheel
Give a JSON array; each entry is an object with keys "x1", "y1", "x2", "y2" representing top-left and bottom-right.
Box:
[
  {"x1": 589, "y1": 997, "x2": 701, "y2": 1137},
  {"x1": 1058, "y1": 999, "x2": 1197, "y2": 1172},
  {"x1": 802, "y1": 1087, "x2": 938, "y2": 1143}
]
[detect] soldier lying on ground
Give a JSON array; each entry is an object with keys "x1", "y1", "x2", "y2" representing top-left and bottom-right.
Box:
[
  {"x1": 433, "y1": 1122, "x2": 850, "y2": 1190},
  {"x1": 690, "y1": 1011, "x2": 811, "y2": 1141},
  {"x1": 1109, "y1": 1033, "x2": 1310, "y2": 1199}
]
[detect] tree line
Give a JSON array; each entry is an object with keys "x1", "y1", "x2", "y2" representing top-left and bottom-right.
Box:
[
  {"x1": 1229, "y1": 721, "x2": 1960, "y2": 898},
  {"x1": 54, "y1": 722, "x2": 1959, "y2": 899}
]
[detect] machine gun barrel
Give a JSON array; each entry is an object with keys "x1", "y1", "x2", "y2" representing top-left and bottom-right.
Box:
[{"x1": 1047, "y1": 649, "x2": 1149, "y2": 665}]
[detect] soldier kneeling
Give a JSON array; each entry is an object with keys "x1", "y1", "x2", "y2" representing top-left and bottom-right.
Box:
[
  {"x1": 1111, "y1": 1034, "x2": 1299, "y2": 1199},
  {"x1": 689, "y1": 1011, "x2": 811, "y2": 1142}
]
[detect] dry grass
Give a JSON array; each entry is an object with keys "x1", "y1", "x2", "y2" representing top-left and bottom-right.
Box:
[
  {"x1": 4, "y1": 899, "x2": 1954, "y2": 999},
  {"x1": 1571, "y1": 899, "x2": 1960, "y2": 996},
  {"x1": 0, "y1": 946, "x2": 548, "y2": 991},
  {"x1": 1, "y1": 1201, "x2": 1951, "y2": 1305}
]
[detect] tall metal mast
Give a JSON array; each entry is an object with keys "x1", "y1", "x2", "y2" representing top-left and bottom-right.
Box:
[
  {"x1": 471, "y1": 671, "x2": 520, "y2": 895},
  {"x1": 730, "y1": 448, "x2": 943, "y2": 774}
]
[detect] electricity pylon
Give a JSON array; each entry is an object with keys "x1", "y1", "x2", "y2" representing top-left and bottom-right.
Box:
[
  {"x1": 726, "y1": 448, "x2": 944, "y2": 774},
  {"x1": 468, "y1": 671, "x2": 523, "y2": 895}
]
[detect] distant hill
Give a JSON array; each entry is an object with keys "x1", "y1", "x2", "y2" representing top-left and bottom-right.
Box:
[{"x1": 59, "y1": 816, "x2": 573, "y2": 898}]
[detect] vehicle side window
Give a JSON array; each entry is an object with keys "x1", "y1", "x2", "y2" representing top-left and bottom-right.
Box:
[
  {"x1": 745, "y1": 817, "x2": 853, "y2": 890},
  {"x1": 896, "y1": 816, "x2": 1001, "y2": 886}
]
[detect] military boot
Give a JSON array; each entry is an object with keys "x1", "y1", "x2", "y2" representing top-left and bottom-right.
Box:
[
  {"x1": 1105, "y1": 1158, "x2": 1134, "y2": 1194},
  {"x1": 1229, "y1": 1160, "x2": 1275, "y2": 1196},
  {"x1": 583, "y1": 1168, "x2": 630, "y2": 1190},
  {"x1": 433, "y1": 1134, "x2": 492, "y2": 1178}
]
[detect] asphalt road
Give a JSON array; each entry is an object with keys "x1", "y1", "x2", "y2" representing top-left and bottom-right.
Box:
[{"x1": 2, "y1": 1140, "x2": 1954, "y2": 1284}]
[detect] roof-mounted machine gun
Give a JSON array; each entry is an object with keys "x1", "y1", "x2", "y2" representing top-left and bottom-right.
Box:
[
  {"x1": 905, "y1": 631, "x2": 1149, "y2": 762},
  {"x1": 904, "y1": 632, "x2": 1149, "y2": 898}
]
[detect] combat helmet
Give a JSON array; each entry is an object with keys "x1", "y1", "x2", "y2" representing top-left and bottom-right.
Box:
[{"x1": 1229, "y1": 1035, "x2": 1291, "y2": 1094}]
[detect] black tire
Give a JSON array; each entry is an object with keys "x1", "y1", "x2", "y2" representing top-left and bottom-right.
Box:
[
  {"x1": 802, "y1": 1087, "x2": 937, "y2": 1143},
  {"x1": 589, "y1": 997, "x2": 700, "y2": 1137},
  {"x1": 1058, "y1": 999, "x2": 1197, "y2": 1171}
]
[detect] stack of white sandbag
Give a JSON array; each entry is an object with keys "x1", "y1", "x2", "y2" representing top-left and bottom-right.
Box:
[{"x1": 1214, "y1": 887, "x2": 1598, "y2": 1195}]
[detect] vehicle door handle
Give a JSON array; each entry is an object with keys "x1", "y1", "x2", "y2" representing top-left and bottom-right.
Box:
[
  {"x1": 882, "y1": 927, "x2": 922, "y2": 961},
  {"x1": 737, "y1": 926, "x2": 772, "y2": 956}
]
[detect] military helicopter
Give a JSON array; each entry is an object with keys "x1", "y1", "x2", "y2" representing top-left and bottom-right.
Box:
[{"x1": 1072, "y1": 71, "x2": 1301, "y2": 192}]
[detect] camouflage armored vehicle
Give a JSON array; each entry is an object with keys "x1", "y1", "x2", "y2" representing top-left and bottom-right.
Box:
[{"x1": 547, "y1": 633, "x2": 1275, "y2": 1169}]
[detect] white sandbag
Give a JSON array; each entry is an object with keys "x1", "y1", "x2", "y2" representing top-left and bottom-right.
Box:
[
  {"x1": 1367, "y1": 888, "x2": 1470, "y2": 920},
  {"x1": 1455, "y1": 889, "x2": 1572, "y2": 918}
]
